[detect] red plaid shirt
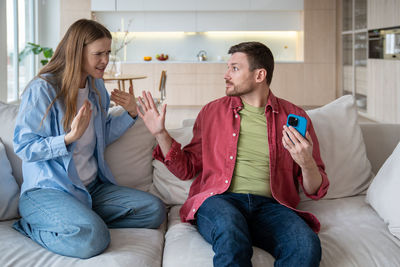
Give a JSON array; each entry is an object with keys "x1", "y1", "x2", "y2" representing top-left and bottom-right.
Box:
[{"x1": 153, "y1": 91, "x2": 329, "y2": 233}]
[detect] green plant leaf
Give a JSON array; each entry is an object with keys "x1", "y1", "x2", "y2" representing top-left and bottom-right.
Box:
[
  {"x1": 40, "y1": 59, "x2": 49, "y2": 66},
  {"x1": 42, "y1": 48, "x2": 54, "y2": 59}
]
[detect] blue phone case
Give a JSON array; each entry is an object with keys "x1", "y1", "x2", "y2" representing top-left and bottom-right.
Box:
[{"x1": 286, "y1": 114, "x2": 307, "y2": 137}]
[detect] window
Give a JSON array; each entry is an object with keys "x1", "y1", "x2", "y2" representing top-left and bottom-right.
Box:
[{"x1": 6, "y1": 0, "x2": 36, "y2": 103}]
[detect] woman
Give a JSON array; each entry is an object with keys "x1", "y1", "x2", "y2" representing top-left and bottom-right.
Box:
[{"x1": 13, "y1": 19, "x2": 165, "y2": 259}]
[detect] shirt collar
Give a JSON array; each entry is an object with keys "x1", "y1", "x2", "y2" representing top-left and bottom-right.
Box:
[{"x1": 230, "y1": 89, "x2": 279, "y2": 113}]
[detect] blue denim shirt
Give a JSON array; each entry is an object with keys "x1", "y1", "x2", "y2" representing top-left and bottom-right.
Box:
[{"x1": 13, "y1": 75, "x2": 136, "y2": 207}]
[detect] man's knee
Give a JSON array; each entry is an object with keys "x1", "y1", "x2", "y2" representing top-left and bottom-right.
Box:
[{"x1": 281, "y1": 230, "x2": 321, "y2": 266}]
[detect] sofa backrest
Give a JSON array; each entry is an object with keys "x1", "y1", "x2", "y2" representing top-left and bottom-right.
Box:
[{"x1": 360, "y1": 123, "x2": 400, "y2": 175}]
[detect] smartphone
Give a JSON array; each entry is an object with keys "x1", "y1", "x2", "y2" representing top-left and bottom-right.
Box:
[{"x1": 286, "y1": 114, "x2": 307, "y2": 137}]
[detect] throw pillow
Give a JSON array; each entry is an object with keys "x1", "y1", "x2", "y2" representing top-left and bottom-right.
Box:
[
  {"x1": 105, "y1": 107, "x2": 156, "y2": 191},
  {"x1": 150, "y1": 125, "x2": 195, "y2": 205},
  {"x1": 0, "y1": 139, "x2": 20, "y2": 220},
  {"x1": 306, "y1": 95, "x2": 373, "y2": 199},
  {"x1": 366, "y1": 142, "x2": 400, "y2": 240},
  {"x1": 0, "y1": 101, "x2": 22, "y2": 185}
]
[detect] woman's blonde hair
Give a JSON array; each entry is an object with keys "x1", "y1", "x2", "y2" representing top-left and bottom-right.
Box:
[{"x1": 39, "y1": 19, "x2": 111, "y2": 131}]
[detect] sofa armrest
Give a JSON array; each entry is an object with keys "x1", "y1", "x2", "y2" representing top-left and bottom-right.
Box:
[{"x1": 360, "y1": 123, "x2": 400, "y2": 174}]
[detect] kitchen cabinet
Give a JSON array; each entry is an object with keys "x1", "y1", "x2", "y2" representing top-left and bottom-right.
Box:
[
  {"x1": 368, "y1": 0, "x2": 400, "y2": 30},
  {"x1": 341, "y1": 0, "x2": 367, "y2": 112},
  {"x1": 196, "y1": 11, "x2": 302, "y2": 32},
  {"x1": 367, "y1": 60, "x2": 400, "y2": 123},
  {"x1": 91, "y1": 0, "x2": 116, "y2": 11},
  {"x1": 115, "y1": 0, "x2": 303, "y2": 11},
  {"x1": 95, "y1": 0, "x2": 303, "y2": 32}
]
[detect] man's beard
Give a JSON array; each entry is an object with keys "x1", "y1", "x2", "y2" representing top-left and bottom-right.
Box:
[{"x1": 225, "y1": 82, "x2": 253, "y2": 97}]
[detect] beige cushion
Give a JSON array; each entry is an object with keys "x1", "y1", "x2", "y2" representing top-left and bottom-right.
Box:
[
  {"x1": 306, "y1": 95, "x2": 373, "y2": 199},
  {"x1": 150, "y1": 126, "x2": 195, "y2": 205},
  {"x1": 366, "y1": 142, "x2": 400, "y2": 240},
  {"x1": 105, "y1": 107, "x2": 156, "y2": 191}
]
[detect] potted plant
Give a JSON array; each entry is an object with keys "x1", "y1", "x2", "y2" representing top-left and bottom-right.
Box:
[{"x1": 19, "y1": 42, "x2": 54, "y2": 66}]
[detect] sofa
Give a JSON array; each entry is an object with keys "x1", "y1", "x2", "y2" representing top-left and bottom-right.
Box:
[{"x1": 1, "y1": 95, "x2": 400, "y2": 267}]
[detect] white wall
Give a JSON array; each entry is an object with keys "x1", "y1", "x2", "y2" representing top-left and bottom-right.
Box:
[{"x1": 37, "y1": 0, "x2": 60, "y2": 52}]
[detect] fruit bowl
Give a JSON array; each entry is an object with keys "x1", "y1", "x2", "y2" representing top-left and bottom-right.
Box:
[{"x1": 156, "y1": 54, "x2": 169, "y2": 61}]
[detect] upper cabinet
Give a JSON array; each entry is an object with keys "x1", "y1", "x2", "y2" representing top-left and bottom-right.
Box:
[
  {"x1": 91, "y1": 0, "x2": 116, "y2": 11},
  {"x1": 113, "y1": 0, "x2": 303, "y2": 11},
  {"x1": 92, "y1": 0, "x2": 303, "y2": 31},
  {"x1": 368, "y1": 0, "x2": 400, "y2": 29}
]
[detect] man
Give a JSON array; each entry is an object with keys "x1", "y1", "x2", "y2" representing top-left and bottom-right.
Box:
[{"x1": 138, "y1": 42, "x2": 329, "y2": 267}]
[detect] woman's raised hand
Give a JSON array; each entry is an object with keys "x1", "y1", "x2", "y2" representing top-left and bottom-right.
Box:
[
  {"x1": 64, "y1": 100, "x2": 92, "y2": 145},
  {"x1": 110, "y1": 86, "x2": 138, "y2": 118}
]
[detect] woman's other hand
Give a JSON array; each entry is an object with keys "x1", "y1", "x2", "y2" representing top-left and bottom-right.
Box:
[{"x1": 110, "y1": 86, "x2": 138, "y2": 118}]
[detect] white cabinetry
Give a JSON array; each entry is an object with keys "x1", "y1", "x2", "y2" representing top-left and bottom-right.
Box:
[
  {"x1": 368, "y1": 0, "x2": 400, "y2": 30},
  {"x1": 116, "y1": 0, "x2": 303, "y2": 11},
  {"x1": 95, "y1": 0, "x2": 303, "y2": 32},
  {"x1": 91, "y1": 0, "x2": 115, "y2": 11}
]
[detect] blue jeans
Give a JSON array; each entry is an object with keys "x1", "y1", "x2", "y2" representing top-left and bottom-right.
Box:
[
  {"x1": 196, "y1": 193, "x2": 321, "y2": 267},
  {"x1": 13, "y1": 178, "x2": 166, "y2": 258}
]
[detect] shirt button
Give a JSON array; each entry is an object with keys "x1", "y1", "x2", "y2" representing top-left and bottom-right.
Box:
[
  {"x1": 225, "y1": 180, "x2": 229, "y2": 184},
  {"x1": 192, "y1": 209, "x2": 196, "y2": 212},
  {"x1": 210, "y1": 192, "x2": 214, "y2": 195},
  {"x1": 235, "y1": 114, "x2": 239, "y2": 118},
  {"x1": 229, "y1": 156, "x2": 234, "y2": 160},
  {"x1": 232, "y1": 133, "x2": 236, "y2": 137}
]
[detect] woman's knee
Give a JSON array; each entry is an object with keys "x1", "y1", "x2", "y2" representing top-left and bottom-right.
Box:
[
  {"x1": 145, "y1": 197, "x2": 166, "y2": 228},
  {"x1": 58, "y1": 216, "x2": 110, "y2": 259}
]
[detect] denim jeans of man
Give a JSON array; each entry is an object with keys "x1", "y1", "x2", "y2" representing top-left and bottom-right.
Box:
[
  {"x1": 13, "y1": 178, "x2": 166, "y2": 258},
  {"x1": 196, "y1": 192, "x2": 321, "y2": 267}
]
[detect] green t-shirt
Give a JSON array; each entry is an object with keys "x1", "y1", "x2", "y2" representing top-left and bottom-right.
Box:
[{"x1": 228, "y1": 101, "x2": 271, "y2": 197}]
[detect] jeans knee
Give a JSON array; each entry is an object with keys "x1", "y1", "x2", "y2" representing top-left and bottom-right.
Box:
[
  {"x1": 146, "y1": 198, "x2": 166, "y2": 228},
  {"x1": 295, "y1": 231, "x2": 321, "y2": 266},
  {"x1": 64, "y1": 219, "x2": 110, "y2": 259}
]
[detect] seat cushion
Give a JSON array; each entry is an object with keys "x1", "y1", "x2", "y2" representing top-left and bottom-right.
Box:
[
  {"x1": 163, "y1": 196, "x2": 400, "y2": 267},
  {"x1": 0, "y1": 220, "x2": 165, "y2": 267}
]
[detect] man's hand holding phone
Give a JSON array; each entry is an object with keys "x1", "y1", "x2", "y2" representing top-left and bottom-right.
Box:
[{"x1": 282, "y1": 114, "x2": 315, "y2": 169}]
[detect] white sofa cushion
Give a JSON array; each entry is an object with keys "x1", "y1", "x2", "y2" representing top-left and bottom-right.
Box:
[
  {"x1": 0, "y1": 220, "x2": 165, "y2": 267},
  {"x1": 366, "y1": 142, "x2": 400, "y2": 240},
  {"x1": 163, "y1": 196, "x2": 400, "y2": 267},
  {"x1": 105, "y1": 107, "x2": 156, "y2": 191},
  {"x1": 306, "y1": 95, "x2": 373, "y2": 199},
  {"x1": 0, "y1": 139, "x2": 19, "y2": 220},
  {"x1": 0, "y1": 102, "x2": 22, "y2": 185}
]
